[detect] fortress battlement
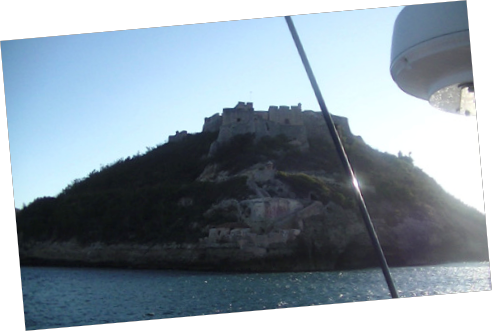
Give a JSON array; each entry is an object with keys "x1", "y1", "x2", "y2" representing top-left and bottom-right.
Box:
[
  {"x1": 202, "y1": 102, "x2": 355, "y2": 156},
  {"x1": 204, "y1": 102, "x2": 307, "y2": 131}
]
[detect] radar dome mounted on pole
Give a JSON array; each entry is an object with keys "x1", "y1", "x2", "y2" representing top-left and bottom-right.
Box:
[{"x1": 390, "y1": 1, "x2": 475, "y2": 116}]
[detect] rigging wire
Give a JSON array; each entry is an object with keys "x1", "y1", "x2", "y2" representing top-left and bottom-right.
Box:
[{"x1": 284, "y1": 15, "x2": 399, "y2": 299}]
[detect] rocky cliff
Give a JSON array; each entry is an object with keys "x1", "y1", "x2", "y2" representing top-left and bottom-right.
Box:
[{"x1": 16, "y1": 104, "x2": 489, "y2": 271}]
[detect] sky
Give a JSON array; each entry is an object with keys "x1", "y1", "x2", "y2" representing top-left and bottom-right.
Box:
[{"x1": 1, "y1": 2, "x2": 485, "y2": 212}]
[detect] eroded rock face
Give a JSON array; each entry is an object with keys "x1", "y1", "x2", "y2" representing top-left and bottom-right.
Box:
[
  {"x1": 199, "y1": 162, "x2": 306, "y2": 232},
  {"x1": 203, "y1": 199, "x2": 242, "y2": 222},
  {"x1": 240, "y1": 198, "x2": 304, "y2": 232},
  {"x1": 203, "y1": 197, "x2": 304, "y2": 231}
]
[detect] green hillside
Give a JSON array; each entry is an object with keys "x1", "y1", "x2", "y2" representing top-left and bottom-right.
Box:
[{"x1": 15, "y1": 123, "x2": 489, "y2": 270}]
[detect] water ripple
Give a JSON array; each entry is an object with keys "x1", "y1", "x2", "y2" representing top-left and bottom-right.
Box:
[{"x1": 21, "y1": 262, "x2": 491, "y2": 330}]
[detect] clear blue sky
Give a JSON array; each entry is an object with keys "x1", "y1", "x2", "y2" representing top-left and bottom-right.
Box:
[{"x1": 1, "y1": 2, "x2": 484, "y2": 212}]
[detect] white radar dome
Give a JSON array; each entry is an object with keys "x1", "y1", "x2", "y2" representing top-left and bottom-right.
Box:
[{"x1": 390, "y1": 1, "x2": 474, "y2": 115}]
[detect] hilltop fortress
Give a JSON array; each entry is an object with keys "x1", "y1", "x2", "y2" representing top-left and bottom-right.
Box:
[{"x1": 169, "y1": 102, "x2": 356, "y2": 153}]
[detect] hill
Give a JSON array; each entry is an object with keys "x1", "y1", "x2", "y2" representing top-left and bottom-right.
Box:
[{"x1": 16, "y1": 105, "x2": 489, "y2": 271}]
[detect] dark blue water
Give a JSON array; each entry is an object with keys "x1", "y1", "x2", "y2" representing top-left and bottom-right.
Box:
[{"x1": 21, "y1": 262, "x2": 491, "y2": 330}]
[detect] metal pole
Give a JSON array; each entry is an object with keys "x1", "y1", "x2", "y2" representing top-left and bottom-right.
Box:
[{"x1": 284, "y1": 15, "x2": 399, "y2": 298}]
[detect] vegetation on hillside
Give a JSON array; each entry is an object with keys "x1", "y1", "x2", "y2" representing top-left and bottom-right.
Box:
[
  {"x1": 211, "y1": 133, "x2": 300, "y2": 173},
  {"x1": 16, "y1": 131, "x2": 252, "y2": 244},
  {"x1": 16, "y1": 126, "x2": 486, "y2": 250}
]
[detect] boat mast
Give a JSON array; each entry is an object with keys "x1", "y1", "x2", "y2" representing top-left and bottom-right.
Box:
[{"x1": 284, "y1": 15, "x2": 399, "y2": 299}]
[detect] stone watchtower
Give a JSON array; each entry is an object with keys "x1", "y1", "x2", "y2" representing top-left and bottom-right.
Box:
[{"x1": 222, "y1": 102, "x2": 255, "y2": 125}]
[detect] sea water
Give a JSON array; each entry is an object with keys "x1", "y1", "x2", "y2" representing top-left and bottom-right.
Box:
[{"x1": 20, "y1": 262, "x2": 491, "y2": 330}]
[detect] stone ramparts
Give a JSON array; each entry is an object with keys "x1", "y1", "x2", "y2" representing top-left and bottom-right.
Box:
[{"x1": 203, "y1": 102, "x2": 354, "y2": 155}]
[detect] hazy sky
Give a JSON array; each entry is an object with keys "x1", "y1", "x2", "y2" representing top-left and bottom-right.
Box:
[{"x1": 1, "y1": 1, "x2": 484, "y2": 212}]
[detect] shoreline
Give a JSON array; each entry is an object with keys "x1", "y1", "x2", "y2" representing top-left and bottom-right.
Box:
[{"x1": 18, "y1": 240, "x2": 488, "y2": 273}]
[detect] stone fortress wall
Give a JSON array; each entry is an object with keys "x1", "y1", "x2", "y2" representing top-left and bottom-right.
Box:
[
  {"x1": 168, "y1": 130, "x2": 188, "y2": 143},
  {"x1": 169, "y1": 101, "x2": 354, "y2": 147},
  {"x1": 201, "y1": 102, "x2": 354, "y2": 154},
  {"x1": 204, "y1": 102, "x2": 304, "y2": 131}
]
